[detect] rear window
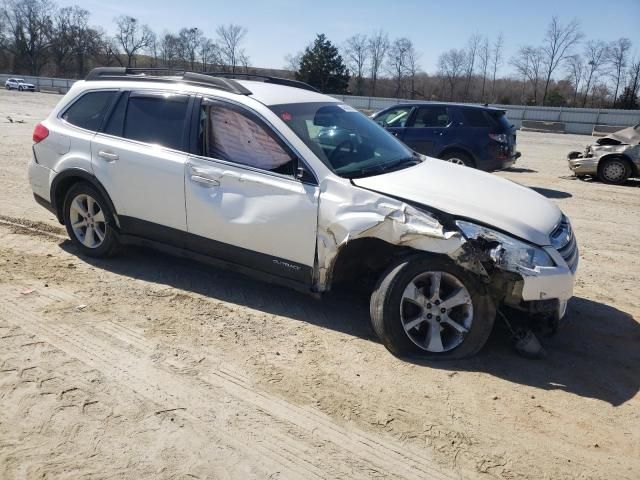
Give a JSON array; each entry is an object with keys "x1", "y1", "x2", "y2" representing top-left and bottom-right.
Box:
[
  {"x1": 62, "y1": 91, "x2": 116, "y2": 131},
  {"x1": 123, "y1": 94, "x2": 189, "y2": 151}
]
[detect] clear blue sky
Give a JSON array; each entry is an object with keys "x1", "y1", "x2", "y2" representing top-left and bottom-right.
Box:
[{"x1": 64, "y1": 0, "x2": 640, "y2": 74}]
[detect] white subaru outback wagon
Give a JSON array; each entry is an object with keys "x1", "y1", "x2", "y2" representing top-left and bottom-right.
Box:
[{"x1": 28, "y1": 68, "x2": 578, "y2": 358}]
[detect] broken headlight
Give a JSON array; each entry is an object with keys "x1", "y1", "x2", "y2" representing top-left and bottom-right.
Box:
[{"x1": 456, "y1": 220, "x2": 554, "y2": 270}]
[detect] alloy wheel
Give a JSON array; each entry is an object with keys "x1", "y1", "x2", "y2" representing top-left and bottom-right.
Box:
[
  {"x1": 446, "y1": 157, "x2": 466, "y2": 166},
  {"x1": 69, "y1": 193, "x2": 107, "y2": 249},
  {"x1": 400, "y1": 271, "x2": 473, "y2": 352}
]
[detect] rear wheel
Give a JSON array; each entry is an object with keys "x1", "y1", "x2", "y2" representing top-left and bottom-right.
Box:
[
  {"x1": 370, "y1": 255, "x2": 495, "y2": 359},
  {"x1": 63, "y1": 183, "x2": 120, "y2": 258},
  {"x1": 598, "y1": 157, "x2": 631, "y2": 184},
  {"x1": 440, "y1": 151, "x2": 474, "y2": 167}
]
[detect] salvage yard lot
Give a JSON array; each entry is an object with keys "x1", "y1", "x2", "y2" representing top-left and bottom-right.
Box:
[{"x1": 0, "y1": 89, "x2": 638, "y2": 479}]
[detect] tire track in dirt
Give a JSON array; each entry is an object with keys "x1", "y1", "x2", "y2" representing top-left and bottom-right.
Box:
[{"x1": 0, "y1": 284, "x2": 454, "y2": 480}]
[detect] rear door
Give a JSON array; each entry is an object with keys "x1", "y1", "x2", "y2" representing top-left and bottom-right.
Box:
[
  {"x1": 373, "y1": 106, "x2": 414, "y2": 141},
  {"x1": 184, "y1": 97, "x2": 318, "y2": 283},
  {"x1": 91, "y1": 90, "x2": 192, "y2": 238},
  {"x1": 402, "y1": 105, "x2": 452, "y2": 155}
]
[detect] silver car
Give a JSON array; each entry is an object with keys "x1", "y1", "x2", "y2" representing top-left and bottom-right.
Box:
[
  {"x1": 568, "y1": 124, "x2": 640, "y2": 184},
  {"x1": 4, "y1": 78, "x2": 36, "y2": 91}
]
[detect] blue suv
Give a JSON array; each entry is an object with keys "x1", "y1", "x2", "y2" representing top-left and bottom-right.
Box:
[{"x1": 371, "y1": 103, "x2": 519, "y2": 171}]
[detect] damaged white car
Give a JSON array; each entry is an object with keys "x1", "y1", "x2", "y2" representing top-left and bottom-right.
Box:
[
  {"x1": 28, "y1": 68, "x2": 578, "y2": 358},
  {"x1": 568, "y1": 124, "x2": 640, "y2": 184}
]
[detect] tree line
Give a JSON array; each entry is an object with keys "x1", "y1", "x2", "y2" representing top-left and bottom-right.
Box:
[
  {"x1": 290, "y1": 17, "x2": 639, "y2": 109},
  {"x1": 0, "y1": 0, "x2": 251, "y2": 78},
  {"x1": 1, "y1": 0, "x2": 638, "y2": 109}
]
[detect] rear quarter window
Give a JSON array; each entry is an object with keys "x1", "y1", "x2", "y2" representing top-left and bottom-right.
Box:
[{"x1": 62, "y1": 91, "x2": 116, "y2": 131}]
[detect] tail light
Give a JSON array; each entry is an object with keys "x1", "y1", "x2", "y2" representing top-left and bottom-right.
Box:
[
  {"x1": 489, "y1": 133, "x2": 508, "y2": 143},
  {"x1": 33, "y1": 122, "x2": 49, "y2": 143}
]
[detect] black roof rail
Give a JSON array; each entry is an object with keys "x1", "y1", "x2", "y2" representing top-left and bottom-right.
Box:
[
  {"x1": 84, "y1": 67, "x2": 252, "y2": 95},
  {"x1": 201, "y1": 71, "x2": 320, "y2": 93}
]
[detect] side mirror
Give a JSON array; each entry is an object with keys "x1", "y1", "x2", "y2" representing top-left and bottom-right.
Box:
[{"x1": 295, "y1": 161, "x2": 316, "y2": 184}]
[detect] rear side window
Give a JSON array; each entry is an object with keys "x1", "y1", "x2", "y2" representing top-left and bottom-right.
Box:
[
  {"x1": 462, "y1": 109, "x2": 496, "y2": 128},
  {"x1": 413, "y1": 107, "x2": 450, "y2": 127},
  {"x1": 62, "y1": 91, "x2": 116, "y2": 131},
  {"x1": 123, "y1": 93, "x2": 189, "y2": 151}
]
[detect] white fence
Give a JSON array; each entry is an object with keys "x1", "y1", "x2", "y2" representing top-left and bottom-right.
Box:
[
  {"x1": 332, "y1": 95, "x2": 640, "y2": 135},
  {"x1": 2, "y1": 72, "x2": 638, "y2": 135}
]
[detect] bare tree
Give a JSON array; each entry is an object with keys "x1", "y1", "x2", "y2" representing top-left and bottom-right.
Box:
[
  {"x1": 216, "y1": 24, "x2": 247, "y2": 73},
  {"x1": 114, "y1": 15, "x2": 153, "y2": 67},
  {"x1": 178, "y1": 27, "x2": 201, "y2": 71},
  {"x1": 146, "y1": 30, "x2": 158, "y2": 67},
  {"x1": 160, "y1": 32, "x2": 179, "y2": 69},
  {"x1": 490, "y1": 33, "x2": 504, "y2": 101},
  {"x1": 463, "y1": 34, "x2": 481, "y2": 101},
  {"x1": 565, "y1": 54, "x2": 584, "y2": 105},
  {"x1": 607, "y1": 37, "x2": 632, "y2": 106},
  {"x1": 478, "y1": 36, "x2": 490, "y2": 101},
  {"x1": 386, "y1": 37, "x2": 413, "y2": 97},
  {"x1": 284, "y1": 51, "x2": 303, "y2": 73},
  {"x1": 344, "y1": 34, "x2": 368, "y2": 95},
  {"x1": 199, "y1": 37, "x2": 218, "y2": 71},
  {"x1": 50, "y1": 6, "x2": 74, "y2": 75},
  {"x1": 406, "y1": 42, "x2": 420, "y2": 99},
  {"x1": 581, "y1": 40, "x2": 608, "y2": 106},
  {"x1": 511, "y1": 46, "x2": 543, "y2": 104},
  {"x1": 540, "y1": 16, "x2": 583, "y2": 105},
  {"x1": 368, "y1": 30, "x2": 389, "y2": 96},
  {"x1": 3, "y1": 0, "x2": 54, "y2": 75},
  {"x1": 438, "y1": 48, "x2": 466, "y2": 100}
]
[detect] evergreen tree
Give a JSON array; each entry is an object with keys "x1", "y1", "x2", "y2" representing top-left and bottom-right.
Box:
[{"x1": 296, "y1": 34, "x2": 350, "y2": 93}]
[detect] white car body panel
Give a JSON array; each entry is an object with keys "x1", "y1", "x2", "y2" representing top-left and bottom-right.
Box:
[
  {"x1": 353, "y1": 157, "x2": 561, "y2": 246},
  {"x1": 185, "y1": 156, "x2": 319, "y2": 267},
  {"x1": 91, "y1": 132, "x2": 189, "y2": 231}
]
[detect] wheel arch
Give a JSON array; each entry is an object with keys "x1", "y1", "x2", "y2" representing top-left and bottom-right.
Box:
[
  {"x1": 50, "y1": 169, "x2": 119, "y2": 228},
  {"x1": 325, "y1": 237, "x2": 453, "y2": 292},
  {"x1": 598, "y1": 154, "x2": 637, "y2": 177},
  {"x1": 438, "y1": 146, "x2": 476, "y2": 167}
]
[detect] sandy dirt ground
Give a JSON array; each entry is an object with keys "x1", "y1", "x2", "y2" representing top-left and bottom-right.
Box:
[{"x1": 0, "y1": 90, "x2": 639, "y2": 479}]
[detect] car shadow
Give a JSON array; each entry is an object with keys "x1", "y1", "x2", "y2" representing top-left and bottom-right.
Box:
[
  {"x1": 562, "y1": 175, "x2": 640, "y2": 188},
  {"x1": 59, "y1": 242, "x2": 639, "y2": 406},
  {"x1": 505, "y1": 167, "x2": 538, "y2": 173},
  {"x1": 529, "y1": 186, "x2": 573, "y2": 199}
]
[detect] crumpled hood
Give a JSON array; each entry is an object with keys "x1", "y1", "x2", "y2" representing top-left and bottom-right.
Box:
[
  {"x1": 596, "y1": 124, "x2": 640, "y2": 145},
  {"x1": 352, "y1": 158, "x2": 561, "y2": 246}
]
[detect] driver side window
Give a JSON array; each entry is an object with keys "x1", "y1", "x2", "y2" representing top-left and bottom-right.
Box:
[
  {"x1": 198, "y1": 100, "x2": 296, "y2": 176},
  {"x1": 375, "y1": 106, "x2": 413, "y2": 127}
]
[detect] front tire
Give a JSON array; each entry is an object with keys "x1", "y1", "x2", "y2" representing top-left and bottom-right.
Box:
[
  {"x1": 370, "y1": 255, "x2": 495, "y2": 359},
  {"x1": 598, "y1": 157, "x2": 631, "y2": 184},
  {"x1": 63, "y1": 182, "x2": 120, "y2": 258}
]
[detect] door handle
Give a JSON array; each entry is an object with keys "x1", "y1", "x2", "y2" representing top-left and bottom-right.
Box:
[
  {"x1": 97, "y1": 150, "x2": 119, "y2": 162},
  {"x1": 190, "y1": 174, "x2": 220, "y2": 187}
]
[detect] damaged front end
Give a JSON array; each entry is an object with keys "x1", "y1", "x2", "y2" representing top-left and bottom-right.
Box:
[
  {"x1": 568, "y1": 124, "x2": 640, "y2": 177},
  {"x1": 454, "y1": 219, "x2": 575, "y2": 326},
  {"x1": 316, "y1": 178, "x2": 575, "y2": 327}
]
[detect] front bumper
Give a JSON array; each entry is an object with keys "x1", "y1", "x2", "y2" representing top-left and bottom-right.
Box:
[{"x1": 567, "y1": 153, "x2": 598, "y2": 175}]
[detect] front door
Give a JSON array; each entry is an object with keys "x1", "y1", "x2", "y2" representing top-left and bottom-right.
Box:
[
  {"x1": 184, "y1": 98, "x2": 319, "y2": 284},
  {"x1": 374, "y1": 106, "x2": 414, "y2": 141},
  {"x1": 402, "y1": 106, "x2": 452, "y2": 155}
]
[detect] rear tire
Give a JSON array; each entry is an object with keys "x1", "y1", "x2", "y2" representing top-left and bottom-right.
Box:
[
  {"x1": 598, "y1": 157, "x2": 631, "y2": 184},
  {"x1": 63, "y1": 182, "x2": 120, "y2": 258},
  {"x1": 370, "y1": 255, "x2": 495, "y2": 359},
  {"x1": 441, "y1": 151, "x2": 474, "y2": 168}
]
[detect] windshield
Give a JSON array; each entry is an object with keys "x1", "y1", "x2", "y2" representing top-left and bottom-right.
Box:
[{"x1": 268, "y1": 102, "x2": 420, "y2": 178}]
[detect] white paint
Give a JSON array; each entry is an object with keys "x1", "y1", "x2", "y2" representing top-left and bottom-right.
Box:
[{"x1": 353, "y1": 157, "x2": 561, "y2": 246}]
